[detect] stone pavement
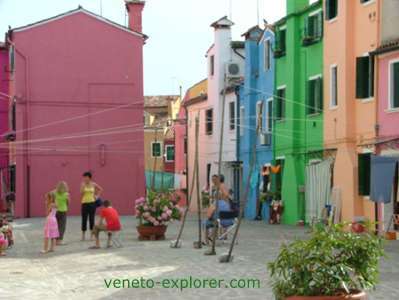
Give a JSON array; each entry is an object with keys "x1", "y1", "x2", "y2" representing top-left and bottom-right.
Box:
[{"x1": 0, "y1": 216, "x2": 399, "y2": 300}]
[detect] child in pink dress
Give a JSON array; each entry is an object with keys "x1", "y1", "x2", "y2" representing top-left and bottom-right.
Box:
[
  {"x1": 41, "y1": 194, "x2": 59, "y2": 253},
  {"x1": 0, "y1": 231, "x2": 7, "y2": 256}
]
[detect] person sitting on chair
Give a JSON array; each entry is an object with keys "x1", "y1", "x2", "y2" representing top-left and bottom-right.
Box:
[
  {"x1": 89, "y1": 200, "x2": 121, "y2": 249},
  {"x1": 204, "y1": 175, "x2": 231, "y2": 244}
]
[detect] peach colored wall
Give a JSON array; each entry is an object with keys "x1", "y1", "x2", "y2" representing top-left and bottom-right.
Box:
[{"x1": 324, "y1": 0, "x2": 379, "y2": 221}]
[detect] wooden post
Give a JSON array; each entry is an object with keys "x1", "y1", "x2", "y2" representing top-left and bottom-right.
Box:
[
  {"x1": 151, "y1": 128, "x2": 158, "y2": 191},
  {"x1": 173, "y1": 115, "x2": 199, "y2": 247},
  {"x1": 206, "y1": 74, "x2": 228, "y2": 256},
  {"x1": 221, "y1": 102, "x2": 262, "y2": 262},
  {"x1": 194, "y1": 115, "x2": 202, "y2": 248}
]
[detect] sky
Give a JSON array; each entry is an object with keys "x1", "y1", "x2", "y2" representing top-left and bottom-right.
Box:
[{"x1": 0, "y1": 0, "x2": 291, "y2": 96}]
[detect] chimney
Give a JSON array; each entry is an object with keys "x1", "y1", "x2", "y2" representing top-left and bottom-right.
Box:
[
  {"x1": 125, "y1": 0, "x2": 145, "y2": 33},
  {"x1": 286, "y1": 0, "x2": 308, "y2": 15}
]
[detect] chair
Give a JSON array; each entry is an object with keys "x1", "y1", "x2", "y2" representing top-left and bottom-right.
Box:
[
  {"x1": 217, "y1": 211, "x2": 239, "y2": 243},
  {"x1": 108, "y1": 230, "x2": 123, "y2": 248}
]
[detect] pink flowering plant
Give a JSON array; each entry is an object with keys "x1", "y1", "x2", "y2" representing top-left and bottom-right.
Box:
[{"x1": 135, "y1": 190, "x2": 181, "y2": 226}]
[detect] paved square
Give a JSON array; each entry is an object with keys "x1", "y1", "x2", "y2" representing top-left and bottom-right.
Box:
[{"x1": 1, "y1": 216, "x2": 399, "y2": 300}]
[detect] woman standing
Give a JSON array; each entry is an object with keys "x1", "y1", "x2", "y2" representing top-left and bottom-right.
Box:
[
  {"x1": 52, "y1": 181, "x2": 70, "y2": 245},
  {"x1": 80, "y1": 172, "x2": 103, "y2": 241}
]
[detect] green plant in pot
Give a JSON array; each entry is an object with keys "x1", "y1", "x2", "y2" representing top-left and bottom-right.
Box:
[{"x1": 268, "y1": 223, "x2": 384, "y2": 300}]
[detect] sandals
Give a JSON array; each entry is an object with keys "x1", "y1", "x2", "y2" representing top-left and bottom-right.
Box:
[{"x1": 88, "y1": 246, "x2": 101, "y2": 250}]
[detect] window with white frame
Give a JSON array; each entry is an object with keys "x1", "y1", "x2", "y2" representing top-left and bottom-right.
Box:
[
  {"x1": 307, "y1": 75, "x2": 323, "y2": 115},
  {"x1": 165, "y1": 145, "x2": 175, "y2": 162},
  {"x1": 256, "y1": 101, "x2": 264, "y2": 132},
  {"x1": 151, "y1": 142, "x2": 162, "y2": 157},
  {"x1": 239, "y1": 106, "x2": 245, "y2": 136},
  {"x1": 264, "y1": 39, "x2": 271, "y2": 70},
  {"x1": 389, "y1": 60, "x2": 399, "y2": 109},
  {"x1": 267, "y1": 98, "x2": 273, "y2": 131},
  {"x1": 229, "y1": 101, "x2": 235, "y2": 130},
  {"x1": 330, "y1": 65, "x2": 338, "y2": 107}
]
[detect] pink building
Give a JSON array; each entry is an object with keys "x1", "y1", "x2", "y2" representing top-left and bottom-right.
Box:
[
  {"x1": 6, "y1": 1, "x2": 146, "y2": 217},
  {"x1": 0, "y1": 43, "x2": 10, "y2": 213}
]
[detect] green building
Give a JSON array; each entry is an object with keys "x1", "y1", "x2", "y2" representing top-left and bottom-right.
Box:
[{"x1": 273, "y1": 0, "x2": 324, "y2": 225}]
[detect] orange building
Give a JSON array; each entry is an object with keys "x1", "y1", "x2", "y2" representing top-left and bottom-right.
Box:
[{"x1": 323, "y1": 0, "x2": 380, "y2": 222}]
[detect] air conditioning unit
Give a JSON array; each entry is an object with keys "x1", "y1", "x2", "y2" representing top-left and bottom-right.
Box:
[
  {"x1": 259, "y1": 132, "x2": 272, "y2": 145},
  {"x1": 226, "y1": 62, "x2": 241, "y2": 78}
]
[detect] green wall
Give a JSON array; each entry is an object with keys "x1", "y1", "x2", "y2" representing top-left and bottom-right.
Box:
[{"x1": 273, "y1": 1, "x2": 324, "y2": 225}]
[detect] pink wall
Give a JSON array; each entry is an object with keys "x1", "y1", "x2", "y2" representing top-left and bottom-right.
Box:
[
  {"x1": 10, "y1": 10, "x2": 145, "y2": 217},
  {"x1": 174, "y1": 105, "x2": 186, "y2": 174},
  {"x1": 377, "y1": 50, "x2": 399, "y2": 138},
  {"x1": 0, "y1": 46, "x2": 10, "y2": 212}
]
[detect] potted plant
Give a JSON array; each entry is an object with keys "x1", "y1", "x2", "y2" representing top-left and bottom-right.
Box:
[
  {"x1": 268, "y1": 223, "x2": 384, "y2": 300},
  {"x1": 135, "y1": 190, "x2": 182, "y2": 241}
]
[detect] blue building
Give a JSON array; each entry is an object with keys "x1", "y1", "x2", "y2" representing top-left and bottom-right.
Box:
[{"x1": 238, "y1": 25, "x2": 275, "y2": 221}]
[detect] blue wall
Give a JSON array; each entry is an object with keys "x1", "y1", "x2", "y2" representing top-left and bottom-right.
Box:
[{"x1": 239, "y1": 27, "x2": 275, "y2": 222}]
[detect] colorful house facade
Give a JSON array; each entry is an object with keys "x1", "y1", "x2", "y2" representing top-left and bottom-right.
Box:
[
  {"x1": 323, "y1": 0, "x2": 381, "y2": 223},
  {"x1": 144, "y1": 95, "x2": 180, "y2": 191},
  {"x1": 372, "y1": 0, "x2": 399, "y2": 226},
  {"x1": 273, "y1": 0, "x2": 324, "y2": 225},
  {"x1": 239, "y1": 25, "x2": 274, "y2": 221},
  {"x1": 7, "y1": 1, "x2": 147, "y2": 217},
  {"x1": 0, "y1": 43, "x2": 10, "y2": 213},
  {"x1": 186, "y1": 17, "x2": 244, "y2": 211}
]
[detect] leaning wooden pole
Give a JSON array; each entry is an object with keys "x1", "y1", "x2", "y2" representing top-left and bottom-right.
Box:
[
  {"x1": 172, "y1": 115, "x2": 199, "y2": 248},
  {"x1": 194, "y1": 115, "x2": 203, "y2": 248},
  {"x1": 220, "y1": 104, "x2": 261, "y2": 263},
  {"x1": 151, "y1": 128, "x2": 159, "y2": 191},
  {"x1": 206, "y1": 74, "x2": 228, "y2": 256}
]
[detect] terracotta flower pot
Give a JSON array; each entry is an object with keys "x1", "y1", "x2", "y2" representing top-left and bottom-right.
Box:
[
  {"x1": 351, "y1": 222, "x2": 365, "y2": 233},
  {"x1": 385, "y1": 231, "x2": 397, "y2": 240},
  {"x1": 137, "y1": 225, "x2": 167, "y2": 241},
  {"x1": 285, "y1": 290, "x2": 367, "y2": 300}
]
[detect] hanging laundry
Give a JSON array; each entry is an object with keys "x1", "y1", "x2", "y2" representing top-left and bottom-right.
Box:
[
  {"x1": 370, "y1": 155, "x2": 398, "y2": 204},
  {"x1": 305, "y1": 158, "x2": 333, "y2": 224}
]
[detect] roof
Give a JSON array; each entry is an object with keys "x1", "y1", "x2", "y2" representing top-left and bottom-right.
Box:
[
  {"x1": 10, "y1": 6, "x2": 147, "y2": 40},
  {"x1": 183, "y1": 79, "x2": 208, "y2": 107},
  {"x1": 241, "y1": 25, "x2": 263, "y2": 39},
  {"x1": 274, "y1": 0, "x2": 322, "y2": 27},
  {"x1": 373, "y1": 38, "x2": 399, "y2": 55},
  {"x1": 144, "y1": 95, "x2": 180, "y2": 108},
  {"x1": 211, "y1": 16, "x2": 234, "y2": 28}
]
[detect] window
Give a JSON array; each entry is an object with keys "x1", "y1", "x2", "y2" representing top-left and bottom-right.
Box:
[
  {"x1": 151, "y1": 142, "x2": 162, "y2": 157},
  {"x1": 210, "y1": 55, "x2": 215, "y2": 76},
  {"x1": 256, "y1": 101, "x2": 264, "y2": 131},
  {"x1": 165, "y1": 145, "x2": 175, "y2": 162},
  {"x1": 389, "y1": 61, "x2": 399, "y2": 109},
  {"x1": 274, "y1": 27, "x2": 286, "y2": 58},
  {"x1": 275, "y1": 159, "x2": 285, "y2": 193},
  {"x1": 10, "y1": 99, "x2": 16, "y2": 131},
  {"x1": 360, "y1": 0, "x2": 372, "y2": 4},
  {"x1": 307, "y1": 76, "x2": 323, "y2": 115},
  {"x1": 184, "y1": 137, "x2": 187, "y2": 155},
  {"x1": 356, "y1": 55, "x2": 374, "y2": 99},
  {"x1": 264, "y1": 39, "x2": 271, "y2": 70},
  {"x1": 276, "y1": 87, "x2": 286, "y2": 120},
  {"x1": 206, "y1": 163, "x2": 212, "y2": 189},
  {"x1": 303, "y1": 11, "x2": 323, "y2": 45},
  {"x1": 229, "y1": 102, "x2": 235, "y2": 130},
  {"x1": 9, "y1": 165, "x2": 16, "y2": 193},
  {"x1": 267, "y1": 98, "x2": 273, "y2": 131},
  {"x1": 9, "y1": 45, "x2": 15, "y2": 73},
  {"x1": 239, "y1": 106, "x2": 245, "y2": 136},
  {"x1": 326, "y1": 0, "x2": 338, "y2": 20},
  {"x1": 330, "y1": 65, "x2": 338, "y2": 107},
  {"x1": 358, "y1": 153, "x2": 371, "y2": 196},
  {"x1": 205, "y1": 109, "x2": 213, "y2": 135}
]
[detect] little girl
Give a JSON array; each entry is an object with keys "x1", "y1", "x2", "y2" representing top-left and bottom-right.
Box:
[
  {"x1": 0, "y1": 231, "x2": 7, "y2": 256},
  {"x1": 42, "y1": 193, "x2": 59, "y2": 253}
]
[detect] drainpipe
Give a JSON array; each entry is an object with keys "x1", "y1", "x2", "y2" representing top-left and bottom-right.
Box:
[
  {"x1": 235, "y1": 85, "x2": 241, "y2": 203},
  {"x1": 184, "y1": 105, "x2": 189, "y2": 205}
]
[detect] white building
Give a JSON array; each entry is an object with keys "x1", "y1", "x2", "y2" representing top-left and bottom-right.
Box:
[{"x1": 186, "y1": 16, "x2": 245, "y2": 210}]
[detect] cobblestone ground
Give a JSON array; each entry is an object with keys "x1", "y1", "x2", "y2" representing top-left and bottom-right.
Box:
[{"x1": 0, "y1": 216, "x2": 399, "y2": 300}]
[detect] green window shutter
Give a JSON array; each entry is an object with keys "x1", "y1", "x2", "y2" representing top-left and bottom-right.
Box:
[
  {"x1": 394, "y1": 62, "x2": 399, "y2": 108},
  {"x1": 318, "y1": 12, "x2": 323, "y2": 39},
  {"x1": 152, "y1": 143, "x2": 161, "y2": 157},
  {"x1": 281, "y1": 89, "x2": 286, "y2": 118},
  {"x1": 268, "y1": 100, "x2": 273, "y2": 130},
  {"x1": 308, "y1": 80, "x2": 315, "y2": 114},
  {"x1": 166, "y1": 146, "x2": 174, "y2": 161},
  {"x1": 317, "y1": 77, "x2": 323, "y2": 112},
  {"x1": 326, "y1": 0, "x2": 331, "y2": 20},
  {"x1": 369, "y1": 56, "x2": 374, "y2": 97},
  {"x1": 281, "y1": 30, "x2": 286, "y2": 52},
  {"x1": 358, "y1": 153, "x2": 371, "y2": 196},
  {"x1": 304, "y1": 17, "x2": 309, "y2": 37},
  {"x1": 356, "y1": 57, "x2": 369, "y2": 99}
]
